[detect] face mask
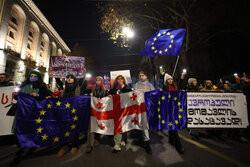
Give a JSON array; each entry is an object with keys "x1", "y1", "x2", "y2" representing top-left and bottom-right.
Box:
[{"x1": 30, "y1": 77, "x2": 38, "y2": 82}]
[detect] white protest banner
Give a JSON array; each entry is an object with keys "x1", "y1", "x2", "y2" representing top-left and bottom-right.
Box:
[
  {"x1": 187, "y1": 92, "x2": 248, "y2": 128},
  {"x1": 110, "y1": 70, "x2": 131, "y2": 84},
  {"x1": 0, "y1": 86, "x2": 17, "y2": 135}
]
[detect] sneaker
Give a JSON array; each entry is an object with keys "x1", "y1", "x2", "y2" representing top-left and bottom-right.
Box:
[
  {"x1": 56, "y1": 149, "x2": 68, "y2": 157},
  {"x1": 120, "y1": 141, "x2": 126, "y2": 147},
  {"x1": 70, "y1": 147, "x2": 78, "y2": 155},
  {"x1": 85, "y1": 146, "x2": 93, "y2": 154},
  {"x1": 94, "y1": 140, "x2": 100, "y2": 147},
  {"x1": 112, "y1": 145, "x2": 121, "y2": 153}
]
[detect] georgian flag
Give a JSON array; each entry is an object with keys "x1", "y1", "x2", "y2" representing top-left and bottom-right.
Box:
[{"x1": 90, "y1": 90, "x2": 148, "y2": 135}]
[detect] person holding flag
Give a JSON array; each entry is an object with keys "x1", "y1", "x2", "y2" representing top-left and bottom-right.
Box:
[
  {"x1": 134, "y1": 71, "x2": 155, "y2": 154},
  {"x1": 109, "y1": 75, "x2": 132, "y2": 153},
  {"x1": 86, "y1": 76, "x2": 108, "y2": 153},
  {"x1": 163, "y1": 73, "x2": 184, "y2": 154},
  {"x1": 10, "y1": 70, "x2": 52, "y2": 166}
]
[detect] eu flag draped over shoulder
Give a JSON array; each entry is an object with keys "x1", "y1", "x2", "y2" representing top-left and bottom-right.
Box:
[
  {"x1": 144, "y1": 90, "x2": 187, "y2": 130},
  {"x1": 141, "y1": 28, "x2": 186, "y2": 57},
  {"x1": 16, "y1": 93, "x2": 90, "y2": 148}
]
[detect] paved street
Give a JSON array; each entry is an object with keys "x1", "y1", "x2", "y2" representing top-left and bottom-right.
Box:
[{"x1": 0, "y1": 129, "x2": 249, "y2": 167}]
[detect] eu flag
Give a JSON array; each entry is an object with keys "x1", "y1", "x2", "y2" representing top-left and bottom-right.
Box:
[
  {"x1": 144, "y1": 90, "x2": 187, "y2": 130},
  {"x1": 16, "y1": 93, "x2": 90, "y2": 148},
  {"x1": 141, "y1": 28, "x2": 186, "y2": 57}
]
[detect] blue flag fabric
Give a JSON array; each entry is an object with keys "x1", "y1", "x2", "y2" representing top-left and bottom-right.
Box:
[
  {"x1": 16, "y1": 93, "x2": 90, "y2": 148},
  {"x1": 141, "y1": 28, "x2": 186, "y2": 57},
  {"x1": 144, "y1": 90, "x2": 187, "y2": 130}
]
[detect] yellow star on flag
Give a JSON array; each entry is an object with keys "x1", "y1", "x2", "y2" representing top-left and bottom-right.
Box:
[
  {"x1": 53, "y1": 136, "x2": 60, "y2": 143},
  {"x1": 177, "y1": 102, "x2": 181, "y2": 106},
  {"x1": 167, "y1": 32, "x2": 170, "y2": 35},
  {"x1": 39, "y1": 109, "x2": 46, "y2": 115},
  {"x1": 163, "y1": 32, "x2": 166, "y2": 34},
  {"x1": 161, "y1": 120, "x2": 166, "y2": 124},
  {"x1": 158, "y1": 114, "x2": 161, "y2": 119},
  {"x1": 41, "y1": 134, "x2": 48, "y2": 140},
  {"x1": 157, "y1": 108, "x2": 160, "y2": 112},
  {"x1": 178, "y1": 114, "x2": 182, "y2": 119},
  {"x1": 165, "y1": 48, "x2": 168, "y2": 52},
  {"x1": 169, "y1": 44, "x2": 172, "y2": 48},
  {"x1": 159, "y1": 50, "x2": 163, "y2": 54},
  {"x1": 168, "y1": 122, "x2": 173, "y2": 126},
  {"x1": 174, "y1": 97, "x2": 177, "y2": 101},
  {"x1": 151, "y1": 46, "x2": 155, "y2": 50},
  {"x1": 35, "y1": 117, "x2": 42, "y2": 124},
  {"x1": 168, "y1": 94, "x2": 171, "y2": 98},
  {"x1": 153, "y1": 37, "x2": 157, "y2": 41},
  {"x1": 157, "y1": 33, "x2": 161, "y2": 37},
  {"x1": 36, "y1": 127, "x2": 43, "y2": 133},
  {"x1": 171, "y1": 39, "x2": 174, "y2": 43},
  {"x1": 71, "y1": 124, "x2": 76, "y2": 129},
  {"x1": 170, "y1": 35, "x2": 174, "y2": 38},
  {"x1": 161, "y1": 96, "x2": 165, "y2": 100},
  {"x1": 56, "y1": 101, "x2": 61, "y2": 106},
  {"x1": 47, "y1": 104, "x2": 52, "y2": 108},
  {"x1": 151, "y1": 42, "x2": 154, "y2": 45},
  {"x1": 64, "y1": 131, "x2": 70, "y2": 137},
  {"x1": 175, "y1": 120, "x2": 179, "y2": 124},
  {"x1": 158, "y1": 101, "x2": 161, "y2": 105},
  {"x1": 65, "y1": 102, "x2": 71, "y2": 108},
  {"x1": 71, "y1": 108, "x2": 76, "y2": 114},
  {"x1": 73, "y1": 115, "x2": 78, "y2": 121},
  {"x1": 154, "y1": 50, "x2": 158, "y2": 53},
  {"x1": 179, "y1": 108, "x2": 183, "y2": 112}
]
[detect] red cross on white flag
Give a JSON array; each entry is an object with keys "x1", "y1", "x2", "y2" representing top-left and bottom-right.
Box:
[{"x1": 90, "y1": 91, "x2": 148, "y2": 135}]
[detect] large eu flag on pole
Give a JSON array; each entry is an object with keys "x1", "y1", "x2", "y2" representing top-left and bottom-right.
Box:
[
  {"x1": 16, "y1": 93, "x2": 90, "y2": 148},
  {"x1": 144, "y1": 90, "x2": 187, "y2": 130},
  {"x1": 141, "y1": 28, "x2": 186, "y2": 57}
]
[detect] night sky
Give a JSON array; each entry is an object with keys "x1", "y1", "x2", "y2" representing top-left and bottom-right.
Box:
[
  {"x1": 33, "y1": 0, "x2": 141, "y2": 76},
  {"x1": 33, "y1": 0, "x2": 250, "y2": 81}
]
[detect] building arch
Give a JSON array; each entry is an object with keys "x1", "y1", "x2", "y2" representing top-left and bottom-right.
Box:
[{"x1": 5, "y1": 4, "x2": 26, "y2": 53}]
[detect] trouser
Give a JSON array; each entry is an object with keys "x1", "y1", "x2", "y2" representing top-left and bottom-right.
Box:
[
  {"x1": 169, "y1": 130, "x2": 182, "y2": 150},
  {"x1": 114, "y1": 133, "x2": 127, "y2": 146},
  {"x1": 142, "y1": 129, "x2": 150, "y2": 141}
]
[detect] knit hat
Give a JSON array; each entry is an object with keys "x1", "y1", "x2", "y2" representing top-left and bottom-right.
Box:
[
  {"x1": 188, "y1": 78, "x2": 197, "y2": 85},
  {"x1": 96, "y1": 76, "x2": 104, "y2": 81},
  {"x1": 164, "y1": 73, "x2": 172, "y2": 83},
  {"x1": 29, "y1": 70, "x2": 41, "y2": 78}
]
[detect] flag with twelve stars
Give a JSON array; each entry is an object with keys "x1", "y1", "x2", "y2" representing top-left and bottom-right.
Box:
[
  {"x1": 144, "y1": 90, "x2": 187, "y2": 130},
  {"x1": 141, "y1": 28, "x2": 186, "y2": 57},
  {"x1": 16, "y1": 93, "x2": 90, "y2": 148}
]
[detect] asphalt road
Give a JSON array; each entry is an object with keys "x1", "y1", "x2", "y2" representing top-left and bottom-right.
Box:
[{"x1": 0, "y1": 129, "x2": 249, "y2": 167}]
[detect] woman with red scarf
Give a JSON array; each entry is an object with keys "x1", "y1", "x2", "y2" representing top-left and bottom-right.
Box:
[{"x1": 163, "y1": 73, "x2": 184, "y2": 154}]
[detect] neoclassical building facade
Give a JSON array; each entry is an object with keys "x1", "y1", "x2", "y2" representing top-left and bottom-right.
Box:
[{"x1": 0, "y1": 0, "x2": 70, "y2": 84}]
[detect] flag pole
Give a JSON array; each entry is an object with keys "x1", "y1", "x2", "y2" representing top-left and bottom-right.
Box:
[{"x1": 172, "y1": 55, "x2": 180, "y2": 78}]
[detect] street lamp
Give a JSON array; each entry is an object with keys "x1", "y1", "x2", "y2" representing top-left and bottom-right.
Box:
[
  {"x1": 122, "y1": 27, "x2": 134, "y2": 38},
  {"x1": 86, "y1": 73, "x2": 92, "y2": 78}
]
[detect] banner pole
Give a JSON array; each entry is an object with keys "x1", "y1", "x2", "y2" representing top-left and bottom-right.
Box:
[{"x1": 172, "y1": 55, "x2": 180, "y2": 78}]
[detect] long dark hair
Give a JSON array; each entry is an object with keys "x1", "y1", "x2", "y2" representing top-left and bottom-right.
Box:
[
  {"x1": 65, "y1": 74, "x2": 77, "y2": 91},
  {"x1": 20, "y1": 74, "x2": 44, "y2": 89}
]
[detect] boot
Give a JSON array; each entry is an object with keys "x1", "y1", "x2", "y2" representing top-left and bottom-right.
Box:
[{"x1": 144, "y1": 140, "x2": 152, "y2": 154}]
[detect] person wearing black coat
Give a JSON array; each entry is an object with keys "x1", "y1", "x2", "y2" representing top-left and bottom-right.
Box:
[
  {"x1": 86, "y1": 76, "x2": 108, "y2": 153},
  {"x1": 163, "y1": 73, "x2": 184, "y2": 154},
  {"x1": 55, "y1": 74, "x2": 80, "y2": 157}
]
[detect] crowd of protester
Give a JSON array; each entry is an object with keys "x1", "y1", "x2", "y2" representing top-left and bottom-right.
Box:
[{"x1": 0, "y1": 68, "x2": 249, "y2": 166}]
